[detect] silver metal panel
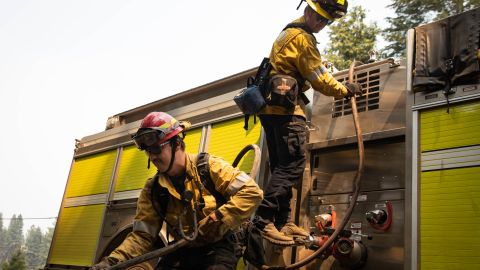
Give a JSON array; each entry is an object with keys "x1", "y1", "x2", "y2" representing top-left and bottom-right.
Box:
[
  {"x1": 406, "y1": 28, "x2": 417, "y2": 270},
  {"x1": 96, "y1": 200, "x2": 137, "y2": 261},
  {"x1": 63, "y1": 194, "x2": 108, "y2": 208},
  {"x1": 302, "y1": 60, "x2": 408, "y2": 269},
  {"x1": 413, "y1": 84, "x2": 480, "y2": 108},
  {"x1": 203, "y1": 124, "x2": 212, "y2": 152},
  {"x1": 107, "y1": 148, "x2": 122, "y2": 202},
  {"x1": 80, "y1": 121, "x2": 139, "y2": 146},
  {"x1": 80, "y1": 92, "x2": 241, "y2": 149},
  {"x1": 255, "y1": 128, "x2": 267, "y2": 185},
  {"x1": 166, "y1": 90, "x2": 239, "y2": 119},
  {"x1": 308, "y1": 190, "x2": 405, "y2": 270},
  {"x1": 412, "y1": 92, "x2": 480, "y2": 111},
  {"x1": 421, "y1": 145, "x2": 480, "y2": 171},
  {"x1": 112, "y1": 68, "x2": 255, "y2": 125},
  {"x1": 199, "y1": 125, "x2": 208, "y2": 153},
  {"x1": 411, "y1": 111, "x2": 419, "y2": 270},
  {"x1": 308, "y1": 128, "x2": 405, "y2": 150},
  {"x1": 304, "y1": 88, "x2": 314, "y2": 122},
  {"x1": 310, "y1": 138, "x2": 405, "y2": 195},
  {"x1": 309, "y1": 62, "x2": 406, "y2": 144},
  {"x1": 112, "y1": 189, "x2": 142, "y2": 201}
]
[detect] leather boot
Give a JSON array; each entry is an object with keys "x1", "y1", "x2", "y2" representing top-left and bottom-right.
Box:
[
  {"x1": 262, "y1": 222, "x2": 295, "y2": 246},
  {"x1": 280, "y1": 222, "x2": 310, "y2": 239}
]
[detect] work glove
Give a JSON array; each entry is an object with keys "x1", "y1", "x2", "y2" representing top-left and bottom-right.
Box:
[
  {"x1": 344, "y1": 82, "x2": 363, "y2": 98},
  {"x1": 197, "y1": 212, "x2": 226, "y2": 244},
  {"x1": 89, "y1": 256, "x2": 119, "y2": 270}
]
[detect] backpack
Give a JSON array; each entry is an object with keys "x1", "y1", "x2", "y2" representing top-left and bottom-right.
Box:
[{"x1": 149, "y1": 153, "x2": 265, "y2": 267}]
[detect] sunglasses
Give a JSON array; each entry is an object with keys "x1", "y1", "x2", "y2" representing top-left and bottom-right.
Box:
[{"x1": 132, "y1": 128, "x2": 170, "y2": 154}]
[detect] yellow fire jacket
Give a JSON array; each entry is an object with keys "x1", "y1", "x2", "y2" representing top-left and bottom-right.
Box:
[
  {"x1": 259, "y1": 16, "x2": 348, "y2": 118},
  {"x1": 109, "y1": 153, "x2": 263, "y2": 262}
]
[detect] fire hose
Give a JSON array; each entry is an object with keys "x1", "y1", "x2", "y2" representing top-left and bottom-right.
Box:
[
  {"x1": 107, "y1": 144, "x2": 261, "y2": 270},
  {"x1": 259, "y1": 60, "x2": 365, "y2": 270}
]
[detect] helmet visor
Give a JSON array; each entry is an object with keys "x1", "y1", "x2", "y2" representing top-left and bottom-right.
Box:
[{"x1": 132, "y1": 128, "x2": 166, "y2": 152}]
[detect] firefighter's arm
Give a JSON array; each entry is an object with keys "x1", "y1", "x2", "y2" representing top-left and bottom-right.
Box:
[
  {"x1": 207, "y1": 156, "x2": 263, "y2": 231},
  {"x1": 295, "y1": 34, "x2": 348, "y2": 99},
  {"x1": 109, "y1": 180, "x2": 162, "y2": 262}
]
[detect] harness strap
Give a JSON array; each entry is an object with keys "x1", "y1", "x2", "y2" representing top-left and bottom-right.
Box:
[
  {"x1": 150, "y1": 173, "x2": 182, "y2": 239},
  {"x1": 279, "y1": 22, "x2": 314, "y2": 105},
  {"x1": 150, "y1": 153, "x2": 228, "y2": 231},
  {"x1": 283, "y1": 22, "x2": 316, "y2": 43},
  {"x1": 197, "y1": 152, "x2": 228, "y2": 208}
]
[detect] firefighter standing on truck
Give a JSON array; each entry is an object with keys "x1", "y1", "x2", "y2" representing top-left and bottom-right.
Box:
[
  {"x1": 90, "y1": 112, "x2": 263, "y2": 270},
  {"x1": 254, "y1": 0, "x2": 363, "y2": 246}
]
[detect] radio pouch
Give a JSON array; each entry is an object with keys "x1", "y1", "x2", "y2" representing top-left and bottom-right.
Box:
[
  {"x1": 234, "y1": 58, "x2": 271, "y2": 130},
  {"x1": 264, "y1": 74, "x2": 299, "y2": 110}
]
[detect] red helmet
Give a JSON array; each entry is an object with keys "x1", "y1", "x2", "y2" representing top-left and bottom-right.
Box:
[
  {"x1": 132, "y1": 112, "x2": 183, "y2": 152},
  {"x1": 140, "y1": 112, "x2": 183, "y2": 142}
]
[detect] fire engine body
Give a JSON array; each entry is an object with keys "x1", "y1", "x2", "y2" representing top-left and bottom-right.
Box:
[{"x1": 45, "y1": 8, "x2": 480, "y2": 270}]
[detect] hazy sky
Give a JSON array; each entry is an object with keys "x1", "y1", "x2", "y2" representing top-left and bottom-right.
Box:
[{"x1": 0, "y1": 0, "x2": 394, "y2": 233}]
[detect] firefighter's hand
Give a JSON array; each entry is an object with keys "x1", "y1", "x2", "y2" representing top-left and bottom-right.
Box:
[
  {"x1": 197, "y1": 212, "x2": 225, "y2": 243},
  {"x1": 90, "y1": 257, "x2": 118, "y2": 270},
  {"x1": 344, "y1": 82, "x2": 363, "y2": 98}
]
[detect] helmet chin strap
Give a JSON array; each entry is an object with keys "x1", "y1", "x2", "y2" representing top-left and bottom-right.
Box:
[
  {"x1": 159, "y1": 138, "x2": 177, "y2": 174},
  {"x1": 297, "y1": 0, "x2": 305, "y2": 10}
]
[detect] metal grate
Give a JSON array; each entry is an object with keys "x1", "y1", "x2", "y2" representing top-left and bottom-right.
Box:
[{"x1": 332, "y1": 68, "x2": 380, "y2": 118}]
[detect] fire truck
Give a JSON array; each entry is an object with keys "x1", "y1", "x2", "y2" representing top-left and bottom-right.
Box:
[{"x1": 44, "y1": 7, "x2": 479, "y2": 270}]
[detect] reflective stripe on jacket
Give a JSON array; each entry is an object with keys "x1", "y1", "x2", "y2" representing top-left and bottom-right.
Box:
[
  {"x1": 110, "y1": 152, "x2": 263, "y2": 262},
  {"x1": 259, "y1": 16, "x2": 348, "y2": 117}
]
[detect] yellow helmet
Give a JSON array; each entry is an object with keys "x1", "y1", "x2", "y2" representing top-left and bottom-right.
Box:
[{"x1": 306, "y1": 0, "x2": 348, "y2": 20}]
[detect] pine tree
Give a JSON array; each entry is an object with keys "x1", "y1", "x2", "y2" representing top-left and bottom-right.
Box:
[
  {"x1": 40, "y1": 226, "x2": 54, "y2": 265},
  {"x1": 1, "y1": 249, "x2": 26, "y2": 270},
  {"x1": 383, "y1": 0, "x2": 480, "y2": 57},
  {"x1": 25, "y1": 226, "x2": 43, "y2": 270},
  {"x1": 4, "y1": 215, "x2": 24, "y2": 263},
  {"x1": 0, "y1": 213, "x2": 6, "y2": 264}
]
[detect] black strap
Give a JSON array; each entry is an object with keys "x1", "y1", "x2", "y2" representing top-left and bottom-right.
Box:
[
  {"x1": 197, "y1": 152, "x2": 227, "y2": 208},
  {"x1": 243, "y1": 114, "x2": 258, "y2": 131},
  {"x1": 244, "y1": 115, "x2": 250, "y2": 131},
  {"x1": 150, "y1": 173, "x2": 181, "y2": 239},
  {"x1": 280, "y1": 23, "x2": 314, "y2": 105}
]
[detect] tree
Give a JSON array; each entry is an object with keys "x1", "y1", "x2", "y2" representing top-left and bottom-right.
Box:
[
  {"x1": 1, "y1": 250, "x2": 26, "y2": 270},
  {"x1": 0, "y1": 213, "x2": 6, "y2": 264},
  {"x1": 40, "y1": 226, "x2": 55, "y2": 268},
  {"x1": 383, "y1": 0, "x2": 480, "y2": 57},
  {"x1": 323, "y1": 6, "x2": 380, "y2": 70},
  {"x1": 3, "y1": 215, "x2": 24, "y2": 263},
  {"x1": 25, "y1": 226, "x2": 43, "y2": 270}
]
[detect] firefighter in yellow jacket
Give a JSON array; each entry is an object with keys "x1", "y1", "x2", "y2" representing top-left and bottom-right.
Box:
[
  {"x1": 91, "y1": 112, "x2": 263, "y2": 270},
  {"x1": 255, "y1": 0, "x2": 362, "y2": 245}
]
